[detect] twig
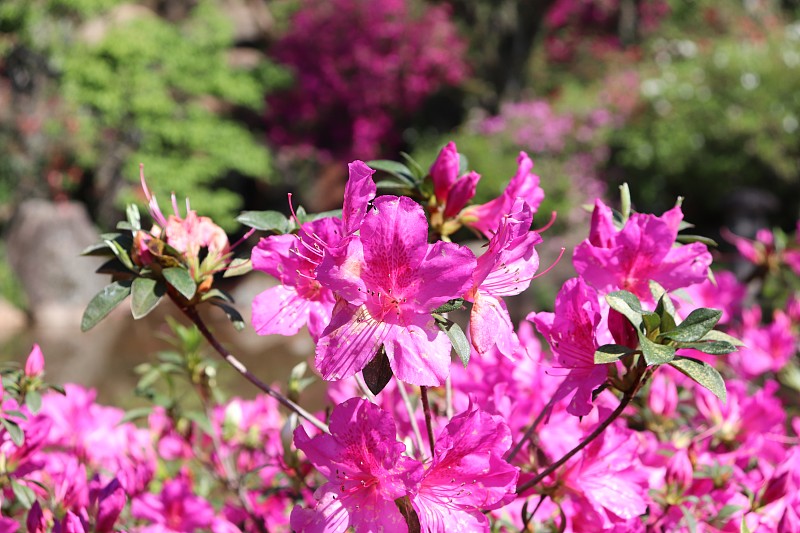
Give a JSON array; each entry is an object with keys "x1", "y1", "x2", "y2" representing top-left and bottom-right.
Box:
[
  {"x1": 516, "y1": 391, "x2": 635, "y2": 495},
  {"x1": 505, "y1": 396, "x2": 555, "y2": 463},
  {"x1": 420, "y1": 386, "x2": 436, "y2": 457},
  {"x1": 397, "y1": 380, "x2": 426, "y2": 459},
  {"x1": 179, "y1": 304, "x2": 329, "y2": 434}
]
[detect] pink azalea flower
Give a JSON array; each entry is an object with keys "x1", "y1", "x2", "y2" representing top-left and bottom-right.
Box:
[
  {"x1": 290, "y1": 398, "x2": 423, "y2": 532},
  {"x1": 411, "y1": 405, "x2": 519, "y2": 532},
  {"x1": 467, "y1": 198, "x2": 541, "y2": 358},
  {"x1": 137, "y1": 166, "x2": 230, "y2": 279},
  {"x1": 252, "y1": 161, "x2": 376, "y2": 341},
  {"x1": 573, "y1": 199, "x2": 712, "y2": 299},
  {"x1": 540, "y1": 423, "x2": 650, "y2": 530},
  {"x1": 89, "y1": 478, "x2": 126, "y2": 533},
  {"x1": 24, "y1": 344, "x2": 45, "y2": 377},
  {"x1": 131, "y1": 474, "x2": 217, "y2": 532},
  {"x1": 530, "y1": 277, "x2": 608, "y2": 416},
  {"x1": 727, "y1": 307, "x2": 796, "y2": 378},
  {"x1": 429, "y1": 142, "x2": 480, "y2": 219},
  {"x1": 251, "y1": 218, "x2": 340, "y2": 340},
  {"x1": 316, "y1": 195, "x2": 476, "y2": 386},
  {"x1": 460, "y1": 152, "x2": 544, "y2": 237}
]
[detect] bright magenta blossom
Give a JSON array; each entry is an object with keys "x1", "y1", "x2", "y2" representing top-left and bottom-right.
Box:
[
  {"x1": 531, "y1": 277, "x2": 607, "y2": 417},
  {"x1": 573, "y1": 199, "x2": 711, "y2": 299},
  {"x1": 429, "y1": 142, "x2": 480, "y2": 219},
  {"x1": 291, "y1": 398, "x2": 423, "y2": 532},
  {"x1": 460, "y1": 152, "x2": 544, "y2": 237},
  {"x1": 411, "y1": 405, "x2": 519, "y2": 532},
  {"x1": 468, "y1": 198, "x2": 541, "y2": 358},
  {"x1": 251, "y1": 218, "x2": 340, "y2": 340},
  {"x1": 316, "y1": 195, "x2": 476, "y2": 386}
]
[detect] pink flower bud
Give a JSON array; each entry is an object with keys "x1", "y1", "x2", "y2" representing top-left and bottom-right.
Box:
[
  {"x1": 24, "y1": 344, "x2": 44, "y2": 377},
  {"x1": 26, "y1": 501, "x2": 46, "y2": 533},
  {"x1": 665, "y1": 448, "x2": 693, "y2": 493},
  {"x1": 429, "y1": 141, "x2": 460, "y2": 203}
]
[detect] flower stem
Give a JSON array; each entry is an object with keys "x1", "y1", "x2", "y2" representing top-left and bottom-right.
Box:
[
  {"x1": 420, "y1": 385, "x2": 436, "y2": 457},
  {"x1": 516, "y1": 390, "x2": 635, "y2": 495},
  {"x1": 397, "y1": 380, "x2": 426, "y2": 459},
  {"x1": 505, "y1": 397, "x2": 555, "y2": 463},
  {"x1": 179, "y1": 304, "x2": 330, "y2": 434}
]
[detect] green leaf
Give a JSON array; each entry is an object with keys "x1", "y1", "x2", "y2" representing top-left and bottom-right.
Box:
[
  {"x1": 119, "y1": 407, "x2": 153, "y2": 424},
  {"x1": 24, "y1": 390, "x2": 41, "y2": 413},
  {"x1": 400, "y1": 151, "x2": 425, "y2": 181},
  {"x1": 81, "y1": 281, "x2": 133, "y2": 331},
  {"x1": 362, "y1": 347, "x2": 393, "y2": 395},
  {"x1": 1, "y1": 418, "x2": 24, "y2": 446},
  {"x1": 81, "y1": 240, "x2": 115, "y2": 256},
  {"x1": 375, "y1": 179, "x2": 413, "y2": 191},
  {"x1": 605, "y1": 291, "x2": 644, "y2": 330},
  {"x1": 619, "y1": 183, "x2": 631, "y2": 224},
  {"x1": 435, "y1": 318, "x2": 470, "y2": 367},
  {"x1": 297, "y1": 209, "x2": 343, "y2": 223},
  {"x1": 679, "y1": 503, "x2": 698, "y2": 533},
  {"x1": 202, "y1": 288, "x2": 235, "y2": 303},
  {"x1": 10, "y1": 480, "x2": 36, "y2": 509},
  {"x1": 209, "y1": 300, "x2": 246, "y2": 331},
  {"x1": 431, "y1": 298, "x2": 465, "y2": 314},
  {"x1": 163, "y1": 267, "x2": 196, "y2": 300},
  {"x1": 96, "y1": 257, "x2": 135, "y2": 275},
  {"x1": 236, "y1": 210, "x2": 290, "y2": 233},
  {"x1": 131, "y1": 277, "x2": 166, "y2": 319},
  {"x1": 676, "y1": 234, "x2": 718, "y2": 247},
  {"x1": 366, "y1": 160, "x2": 416, "y2": 185},
  {"x1": 654, "y1": 295, "x2": 678, "y2": 333},
  {"x1": 223, "y1": 257, "x2": 253, "y2": 278},
  {"x1": 639, "y1": 334, "x2": 676, "y2": 365},
  {"x1": 183, "y1": 410, "x2": 214, "y2": 436},
  {"x1": 595, "y1": 344, "x2": 635, "y2": 364},
  {"x1": 670, "y1": 356, "x2": 727, "y2": 402},
  {"x1": 641, "y1": 311, "x2": 661, "y2": 334},
  {"x1": 659, "y1": 308, "x2": 722, "y2": 343},
  {"x1": 676, "y1": 340, "x2": 737, "y2": 355},
  {"x1": 650, "y1": 280, "x2": 677, "y2": 316},
  {"x1": 700, "y1": 329, "x2": 745, "y2": 347},
  {"x1": 127, "y1": 203, "x2": 141, "y2": 231},
  {"x1": 105, "y1": 237, "x2": 137, "y2": 272}
]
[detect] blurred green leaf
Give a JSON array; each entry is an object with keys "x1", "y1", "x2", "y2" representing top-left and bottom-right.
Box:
[{"x1": 81, "y1": 280, "x2": 133, "y2": 331}]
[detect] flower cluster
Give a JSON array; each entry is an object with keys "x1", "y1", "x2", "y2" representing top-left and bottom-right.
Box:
[
  {"x1": 266, "y1": 0, "x2": 468, "y2": 161},
  {"x1": 8, "y1": 142, "x2": 800, "y2": 532}
]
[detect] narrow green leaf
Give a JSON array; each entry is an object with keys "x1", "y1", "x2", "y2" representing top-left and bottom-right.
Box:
[
  {"x1": 676, "y1": 340, "x2": 737, "y2": 355},
  {"x1": 236, "y1": 210, "x2": 291, "y2": 233},
  {"x1": 81, "y1": 240, "x2": 115, "y2": 256},
  {"x1": 163, "y1": 267, "x2": 196, "y2": 300},
  {"x1": 119, "y1": 407, "x2": 154, "y2": 424},
  {"x1": 183, "y1": 410, "x2": 214, "y2": 436},
  {"x1": 96, "y1": 257, "x2": 134, "y2": 275},
  {"x1": 679, "y1": 504, "x2": 698, "y2": 533},
  {"x1": 431, "y1": 298, "x2": 465, "y2": 314},
  {"x1": 209, "y1": 301, "x2": 246, "y2": 331},
  {"x1": 127, "y1": 203, "x2": 141, "y2": 231},
  {"x1": 375, "y1": 179, "x2": 412, "y2": 190},
  {"x1": 659, "y1": 308, "x2": 722, "y2": 343},
  {"x1": 619, "y1": 182, "x2": 631, "y2": 224},
  {"x1": 202, "y1": 288, "x2": 235, "y2": 303},
  {"x1": 1, "y1": 418, "x2": 24, "y2": 446},
  {"x1": 81, "y1": 281, "x2": 133, "y2": 331},
  {"x1": 131, "y1": 277, "x2": 165, "y2": 319},
  {"x1": 700, "y1": 329, "x2": 745, "y2": 347},
  {"x1": 641, "y1": 311, "x2": 661, "y2": 334},
  {"x1": 366, "y1": 160, "x2": 415, "y2": 185},
  {"x1": 362, "y1": 347, "x2": 393, "y2": 395},
  {"x1": 594, "y1": 344, "x2": 635, "y2": 364},
  {"x1": 650, "y1": 280, "x2": 677, "y2": 316},
  {"x1": 105, "y1": 238, "x2": 136, "y2": 271},
  {"x1": 10, "y1": 480, "x2": 36, "y2": 509},
  {"x1": 400, "y1": 151, "x2": 425, "y2": 181},
  {"x1": 223, "y1": 257, "x2": 253, "y2": 278},
  {"x1": 639, "y1": 334, "x2": 676, "y2": 365},
  {"x1": 297, "y1": 208, "x2": 343, "y2": 223},
  {"x1": 670, "y1": 356, "x2": 727, "y2": 402},
  {"x1": 436, "y1": 319, "x2": 470, "y2": 367},
  {"x1": 24, "y1": 390, "x2": 42, "y2": 413},
  {"x1": 676, "y1": 234, "x2": 718, "y2": 247},
  {"x1": 605, "y1": 291, "x2": 644, "y2": 330}
]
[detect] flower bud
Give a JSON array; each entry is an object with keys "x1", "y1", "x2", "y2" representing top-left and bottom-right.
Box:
[{"x1": 24, "y1": 344, "x2": 44, "y2": 377}]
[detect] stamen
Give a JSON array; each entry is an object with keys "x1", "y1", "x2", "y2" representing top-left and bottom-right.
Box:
[{"x1": 534, "y1": 211, "x2": 558, "y2": 233}]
